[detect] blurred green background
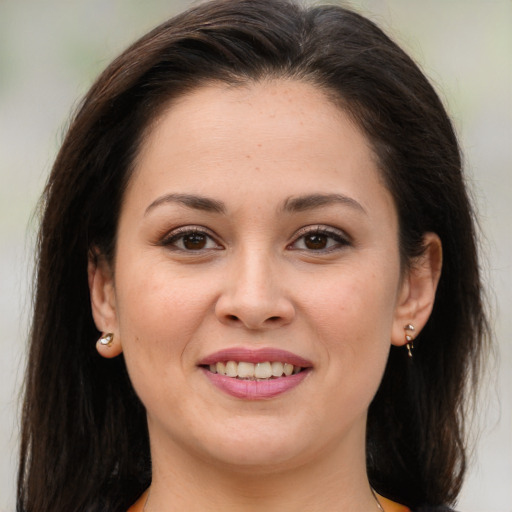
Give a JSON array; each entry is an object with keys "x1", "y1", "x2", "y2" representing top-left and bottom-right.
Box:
[{"x1": 1, "y1": 1, "x2": 510, "y2": 511}]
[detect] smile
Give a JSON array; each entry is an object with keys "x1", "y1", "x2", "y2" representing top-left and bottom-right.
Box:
[
  {"x1": 199, "y1": 348, "x2": 312, "y2": 399},
  {"x1": 206, "y1": 361, "x2": 303, "y2": 380}
]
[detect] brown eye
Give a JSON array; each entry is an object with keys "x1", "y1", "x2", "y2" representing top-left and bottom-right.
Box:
[
  {"x1": 304, "y1": 233, "x2": 328, "y2": 250},
  {"x1": 182, "y1": 233, "x2": 207, "y2": 250},
  {"x1": 162, "y1": 228, "x2": 221, "y2": 252},
  {"x1": 289, "y1": 226, "x2": 351, "y2": 252}
]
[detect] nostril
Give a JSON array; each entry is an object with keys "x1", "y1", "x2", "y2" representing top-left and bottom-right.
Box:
[
  {"x1": 268, "y1": 316, "x2": 280, "y2": 322},
  {"x1": 227, "y1": 315, "x2": 239, "y2": 321}
]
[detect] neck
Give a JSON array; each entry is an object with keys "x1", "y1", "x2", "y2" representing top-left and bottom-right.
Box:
[{"x1": 144, "y1": 424, "x2": 380, "y2": 512}]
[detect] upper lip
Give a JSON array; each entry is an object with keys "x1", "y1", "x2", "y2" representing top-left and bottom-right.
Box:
[{"x1": 198, "y1": 347, "x2": 313, "y2": 368}]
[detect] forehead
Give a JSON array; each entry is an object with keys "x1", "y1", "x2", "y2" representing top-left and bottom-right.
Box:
[
  {"x1": 127, "y1": 79, "x2": 394, "y2": 221},
  {"x1": 140, "y1": 80, "x2": 349, "y2": 158}
]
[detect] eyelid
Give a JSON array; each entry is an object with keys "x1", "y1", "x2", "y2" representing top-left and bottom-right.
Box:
[
  {"x1": 159, "y1": 225, "x2": 223, "y2": 250},
  {"x1": 288, "y1": 224, "x2": 351, "y2": 251},
  {"x1": 293, "y1": 224, "x2": 350, "y2": 239}
]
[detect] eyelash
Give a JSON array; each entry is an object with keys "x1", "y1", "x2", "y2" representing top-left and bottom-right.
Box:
[
  {"x1": 159, "y1": 226, "x2": 222, "y2": 251},
  {"x1": 159, "y1": 225, "x2": 351, "y2": 253},
  {"x1": 288, "y1": 225, "x2": 351, "y2": 253}
]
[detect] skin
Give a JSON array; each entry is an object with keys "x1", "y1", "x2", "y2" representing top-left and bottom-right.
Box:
[{"x1": 89, "y1": 80, "x2": 441, "y2": 512}]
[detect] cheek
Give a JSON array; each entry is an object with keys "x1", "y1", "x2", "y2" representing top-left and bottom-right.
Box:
[
  {"x1": 113, "y1": 257, "x2": 214, "y2": 367},
  {"x1": 303, "y1": 273, "x2": 398, "y2": 415},
  {"x1": 298, "y1": 259, "x2": 400, "y2": 383},
  {"x1": 113, "y1": 263, "x2": 213, "y2": 418},
  {"x1": 302, "y1": 266, "x2": 398, "y2": 333}
]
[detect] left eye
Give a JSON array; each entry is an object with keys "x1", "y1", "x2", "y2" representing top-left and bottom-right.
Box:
[
  {"x1": 290, "y1": 228, "x2": 349, "y2": 251},
  {"x1": 162, "y1": 229, "x2": 220, "y2": 251}
]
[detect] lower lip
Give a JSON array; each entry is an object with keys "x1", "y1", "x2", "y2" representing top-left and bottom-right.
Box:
[{"x1": 202, "y1": 368, "x2": 311, "y2": 400}]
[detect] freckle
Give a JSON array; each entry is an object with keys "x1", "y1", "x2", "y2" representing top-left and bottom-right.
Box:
[
  {"x1": 257, "y1": 143, "x2": 262, "y2": 147},
  {"x1": 246, "y1": 154, "x2": 251, "y2": 159}
]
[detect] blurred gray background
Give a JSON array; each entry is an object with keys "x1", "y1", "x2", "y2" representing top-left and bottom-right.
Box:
[{"x1": 1, "y1": 1, "x2": 510, "y2": 511}]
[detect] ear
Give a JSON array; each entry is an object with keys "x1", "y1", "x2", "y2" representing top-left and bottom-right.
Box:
[
  {"x1": 88, "y1": 250, "x2": 123, "y2": 358},
  {"x1": 391, "y1": 233, "x2": 443, "y2": 346}
]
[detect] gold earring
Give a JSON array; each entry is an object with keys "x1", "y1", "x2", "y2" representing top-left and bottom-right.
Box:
[
  {"x1": 404, "y1": 324, "x2": 415, "y2": 358},
  {"x1": 98, "y1": 332, "x2": 114, "y2": 347}
]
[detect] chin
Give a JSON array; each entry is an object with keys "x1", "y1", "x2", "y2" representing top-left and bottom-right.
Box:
[
  {"x1": 206, "y1": 445, "x2": 308, "y2": 473},
  {"x1": 191, "y1": 418, "x2": 319, "y2": 471}
]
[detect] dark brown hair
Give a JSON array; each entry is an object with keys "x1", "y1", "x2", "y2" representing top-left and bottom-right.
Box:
[{"x1": 18, "y1": 0, "x2": 489, "y2": 510}]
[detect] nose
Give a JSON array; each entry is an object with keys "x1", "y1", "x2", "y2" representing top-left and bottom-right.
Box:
[{"x1": 215, "y1": 249, "x2": 295, "y2": 330}]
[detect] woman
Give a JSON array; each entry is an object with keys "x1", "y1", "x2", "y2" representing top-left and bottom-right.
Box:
[{"x1": 17, "y1": 0, "x2": 489, "y2": 510}]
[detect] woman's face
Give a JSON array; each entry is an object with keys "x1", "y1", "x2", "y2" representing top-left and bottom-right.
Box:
[{"x1": 92, "y1": 80, "x2": 422, "y2": 471}]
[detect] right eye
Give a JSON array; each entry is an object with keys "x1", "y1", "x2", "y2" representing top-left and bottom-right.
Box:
[{"x1": 161, "y1": 227, "x2": 222, "y2": 252}]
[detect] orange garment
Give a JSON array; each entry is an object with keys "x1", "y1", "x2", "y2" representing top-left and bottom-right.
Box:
[
  {"x1": 127, "y1": 488, "x2": 148, "y2": 512},
  {"x1": 127, "y1": 489, "x2": 410, "y2": 511}
]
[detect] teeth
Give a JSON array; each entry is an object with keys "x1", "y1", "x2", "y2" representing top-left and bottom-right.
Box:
[
  {"x1": 211, "y1": 362, "x2": 228, "y2": 375},
  {"x1": 237, "y1": 362, "x2": 255, "y2": 378},
  {"x1": 271, "y1": 361, "x2": 284, "y2": 377},
  {"x1": 255, "y1": 362, "x2": 272, "y2": 379},
  {"x1": 225, "y1": 361, "x2": 238, "y2": 377},
  {"x1": 208, "y1": 360, "x2": 304, "y2": 380}
]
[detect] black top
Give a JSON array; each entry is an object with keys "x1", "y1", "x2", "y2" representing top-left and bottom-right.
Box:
[{"x1": 414, "y1": 506, "x2": 456, "y2": 512}]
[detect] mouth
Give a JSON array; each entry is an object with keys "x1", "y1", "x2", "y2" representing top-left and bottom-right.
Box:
[
  {"x1": 201, "y1": 361, "x2": 305, "y2": 380},
  {"x1": 198, "y1": 348, "x2": 312, "y2": 399}
]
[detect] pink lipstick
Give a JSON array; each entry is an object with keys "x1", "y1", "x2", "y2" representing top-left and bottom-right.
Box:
[
  {"x1": 199, "y1": 347, "x2": 312, "y2": 368},
  {"x1": 198, "y1": 347, "x2": 312, "y2": 400}
]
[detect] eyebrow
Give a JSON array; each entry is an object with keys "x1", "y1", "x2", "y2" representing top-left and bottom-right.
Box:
[
  {"x1": 281, "y1": 193, "x2": 367, "y2": 214},
  {"x1": 144, "y1": 192, "x2": 366, "y2": 217},
  {"x1": 144, "y1": 193, "x2": 226, "y2": 216}
]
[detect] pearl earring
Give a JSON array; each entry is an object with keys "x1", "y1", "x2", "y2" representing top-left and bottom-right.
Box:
[{"x1": 98, "y1": 332, "x2": 114, "y2": 347}]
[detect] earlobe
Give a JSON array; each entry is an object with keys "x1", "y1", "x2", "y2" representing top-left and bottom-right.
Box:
[
  {"x1": 391, "y1": 233, "x2": 443, "y2": 347},
  {"x1": 88, "y1": 251, "x2": 123, "y2": 357}
]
